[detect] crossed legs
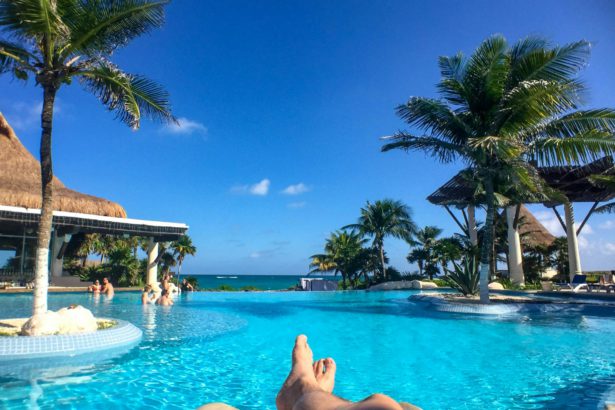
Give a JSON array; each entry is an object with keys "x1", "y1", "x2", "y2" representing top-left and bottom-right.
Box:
[{"x1": 276, "y1": 335, "x2": 403, "y2": 410}]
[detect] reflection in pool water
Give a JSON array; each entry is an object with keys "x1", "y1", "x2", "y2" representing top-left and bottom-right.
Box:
[{"x1": 0, "y1": 290, "x2": 614, "y2": 409}]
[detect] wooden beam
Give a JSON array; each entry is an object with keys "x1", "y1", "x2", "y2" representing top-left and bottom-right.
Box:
[
  {"x1": 551, "y1": 206, "x2": 567, "y2": 234},
  {"x1": 576, "y1": 201, "x2": 599, "y2": 236},
  {"x1": 444, "y1": 205, "x2": 468, "y2": 235},
  {"x1": 461, "y1": 208, "x2": 469, "y2": 227}
]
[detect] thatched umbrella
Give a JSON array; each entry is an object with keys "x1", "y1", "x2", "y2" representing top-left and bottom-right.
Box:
[
  {"x1": 516, "y1": 205, "x2": 555, "y2": 248},
  {"x1": 0, "y1": 113, "x2": 126, "y2": 218}
]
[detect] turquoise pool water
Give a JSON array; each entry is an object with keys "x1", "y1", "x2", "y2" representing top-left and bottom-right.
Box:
[{"x1": 1, "y1": 291, "x2": 615, "y2": 409}]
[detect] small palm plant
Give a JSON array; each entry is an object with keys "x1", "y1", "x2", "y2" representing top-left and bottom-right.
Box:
[
  {"x1": 0, "y1": 1, "x2": 174, "y2": 330},
  {"x1": 445, "y1": 257, "x2": 480, "y2": 297}
]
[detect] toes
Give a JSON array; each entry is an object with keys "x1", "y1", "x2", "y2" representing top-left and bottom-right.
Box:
[
  {"x1": 323, "y1": 358, "x2": 336, "y2": 376},
  {"x1": 291, "y1": 335, "x2": 314, "y2": 373},
  {"x1": 292, "y1": 335, "x2": 308, "y2": 361},
  {"x1": 314, "y1": 359, "x2": 324, "y2": 378}
]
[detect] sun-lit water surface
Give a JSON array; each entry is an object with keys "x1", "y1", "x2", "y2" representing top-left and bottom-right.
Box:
[{"x1": 1, "y1": 290, "x2": 614, "y2": 409}]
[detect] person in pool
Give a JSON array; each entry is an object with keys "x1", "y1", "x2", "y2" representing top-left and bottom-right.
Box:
[
  {"x1": 156, "y1": 289, "x2": 174, "y2": 306},
  {"x1": 141, "y1": 285, "x2": 157, "y2": 304},
  {"x1": 101, "y1": 277, "x2": 114, "y2": 297},
  {"x1": 180, "y1": 278, "x2": 194, "y2": 292},
  {"x1": 87, "y1": 280, "x2": 101, "y2": 293}
]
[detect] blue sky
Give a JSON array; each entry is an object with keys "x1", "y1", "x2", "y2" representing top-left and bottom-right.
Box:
[{"x1": 1, "y1": 0, "x2": 615, "y2": 275}]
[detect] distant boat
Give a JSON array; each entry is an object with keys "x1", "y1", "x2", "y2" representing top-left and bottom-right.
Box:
[{"x1": 216, "y1": 276, "x2": 238, "y2": 279}]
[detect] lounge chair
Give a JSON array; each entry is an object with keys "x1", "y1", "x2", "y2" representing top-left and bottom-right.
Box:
[
  {"x1": 598, "y1": 273, "x2": 615, "y2": 293},
  {"x1": 555, "y1": 274, "x2": 588, "y2": 292}
]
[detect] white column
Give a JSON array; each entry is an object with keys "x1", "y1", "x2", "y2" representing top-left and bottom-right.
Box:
[
  {"x1": 506, "y1": 206, "x2": 524, "y2": 286},
  {"x1": 564, "y1": 202, "x2": 582, "y2": 280},
  {"x1": 468, "y1": 205, "x2": 478, "y2": 246},
  {"x1": 147, "y1": 239, "x2": 160, "y2": 291}
]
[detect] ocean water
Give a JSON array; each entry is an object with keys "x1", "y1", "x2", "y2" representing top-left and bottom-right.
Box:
[
  {"x1": 1, "y1": 291, "x2": 615, "y2": 409},
  {"x1": 191, "y1": 274, "x2": 330, "y2": 290}
]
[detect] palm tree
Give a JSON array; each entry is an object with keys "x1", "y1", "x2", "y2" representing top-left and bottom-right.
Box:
[
  {"x1": 159, "y1": 249, "x2": 177, "y2": 276},
  {"x1": 432, "y1": 236, "x2": 464, "y2": 273},
  {"x1": 407, "y1": 248, "x2": 429, "y2": 277},
  {"x1": 171, "y1": 234, "x2": 197, "y2": 285},
  {"x1": 310, "y1": 230, "x2": 367, "y2": 289},
  {"x1": 0, "y1": 1, "x2": 174, "y2": 324},
  {"x1": 382, "y1": 36, "x2": 615, "y2": 302},
  {"x1": 407, "y1": 226, "x2": 442, "y2": 279},
  {"x1": 345, "y1": 199, "x2": 417, "y2": 281}
]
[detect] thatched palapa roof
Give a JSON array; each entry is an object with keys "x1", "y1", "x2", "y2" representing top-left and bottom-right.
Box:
[
  {"x1": 0, "y1": 113, "x2": 126, "y2": 218},
  {"x1": 516, "y1": 205, "x2": 556, "y2": 247}
]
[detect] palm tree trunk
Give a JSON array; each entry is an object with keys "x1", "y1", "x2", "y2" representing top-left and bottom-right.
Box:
[
  {"x1": 33, "y1": 85, "x2": 58, "y2": 316},
  {"x1": 479, "y1": 178, "x2": 495, "y2": 304},
  {"x1": 378, "y1": 240, "x2": 386, "y2": 281}
]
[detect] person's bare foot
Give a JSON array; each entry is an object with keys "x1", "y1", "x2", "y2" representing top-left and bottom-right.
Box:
[
  {"x1": 313, "y1": 358, "x2": 336, "y2": 393},
  {"x1": 276, "y1": 335, "x2": 322, "y2": 410}
]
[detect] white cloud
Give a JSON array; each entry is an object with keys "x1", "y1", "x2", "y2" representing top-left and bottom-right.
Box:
[
  {"x1": 603, "y1": 242, "x2": 615, "y2": 254},
  {"x1": 288, "y1": 201, "x2": 306, "y2": 209},
  {"x1": 599, "y1": 220, "x2": 615, "y2": 230},
  {"x1": 231, "y1": 179, "x2": 270, "y2": 196},
  {"x1": 4, "y1": 101, "x2": 62, "y2": 131},
  {"x1": 249, "y1": 252, "x2": 262, "y2": 259},
  {"x1": 161, "y1": 117, "x2": 207, "y2": 135},
  {"x1": 534, "y1": 211, "x2": 565, "y2": 236},
  {"x1": 282, "y1": 183, "x2": 310, "y2": 195},
  {"x1": 533, "y1": 210, "x2": 593, "y2": 236}
]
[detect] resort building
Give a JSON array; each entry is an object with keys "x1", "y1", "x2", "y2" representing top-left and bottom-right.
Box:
[{"x1": 0, "y1": 114, "x2": 188, "y2": 288}]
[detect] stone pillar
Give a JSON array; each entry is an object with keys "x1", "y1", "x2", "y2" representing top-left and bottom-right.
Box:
[
  {"x1": 506, "y1": 206, "x2": 524, "y2": 286},
  {"x1": 147, "y1": 239, "x2": 160, "y2": 291},
  {"x1": 564, "y1": 202, "x2": 582, "y2": 280},
  {"x1": 468, "y1": 205, "x2": 478, "y2": 246}
]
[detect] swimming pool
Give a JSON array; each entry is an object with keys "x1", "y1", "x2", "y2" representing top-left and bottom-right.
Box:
[{"x1": 1, "y1": 290, "x2": 614, "y2": 409}]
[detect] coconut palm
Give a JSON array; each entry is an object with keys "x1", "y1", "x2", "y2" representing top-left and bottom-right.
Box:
[
  {"x1": 0, "y1": 1, "x2": 174, "y2": 324},
  {"x1": 382, "y1": 36, "x2": 615, "y2": 302},
  {"x1": 345, "y1": 199, "x2": 416, "y2": 281},
  {"x1": 310, "y1": 230, "x2": 367, "y2": 289},
  {"x1": 407, "y1": 226, "x2": 442, "y2": 279},
  {"x1": 171, "y1": 234, "x2": 197, "y2": 285}
]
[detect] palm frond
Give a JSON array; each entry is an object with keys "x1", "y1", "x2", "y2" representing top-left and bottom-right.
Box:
[
  {"x1": 381, "y1": 132, "x2": 464, "y2": 163},
  {"x1": 595, "y1": 202, "x2": 615, "y2": 214},
  {"x1": 509, "y1": 39, "x2": 590, "y2": 84},
  {"x1": 462, "y1": 35, "x2": 509, "y2": 112},
  {"x1": 437, "y1": 53, "x2": 468, "y2": 107},
  {"x1": 529, "y1": 131, "x2": 615, "y2": 166},
  {"x1": 61, "y1": 0, "x2": 168, "y2": 57},
  {"x1": 467, "y1": 135, "x2": 523, "y2": 160},
  {"x1": 0, "y1": 0, "x2": 68, "y2": 39},
  {"x1": 395, "y1": 97, "x2": 471, "y2": 144},
  {"x1": 498, "y1": 80, "x2": 584, "y2": 135},
  {"x1": 543, "y1": 109, "x2": 615, "y2": 139},
  {"x1": 79, "y1": 61, "x2": 174, "y2": 129},
  {"x1": 0, "y1": 39, "x2": 34, "y2": 76}
]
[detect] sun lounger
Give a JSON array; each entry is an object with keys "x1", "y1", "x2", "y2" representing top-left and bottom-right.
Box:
[
  {"x1": 555, "y1": 274, "x2": 588, "y2": 292},
  {"x1": 598, "y1": 273, "x2": 615, "y2": 293}
]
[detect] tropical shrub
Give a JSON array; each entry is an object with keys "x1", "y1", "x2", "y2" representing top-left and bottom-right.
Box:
[
  {"x1": 445, "y1": 258, "x2": 479, "y2": 296},
  {"x1": 430, "y1": 278, "x2": 449, "y2": 287}
]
